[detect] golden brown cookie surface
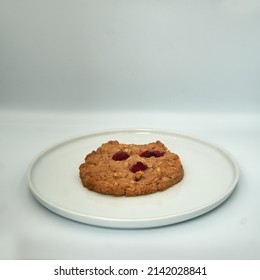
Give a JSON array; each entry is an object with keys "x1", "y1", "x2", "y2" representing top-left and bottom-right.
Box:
[{"x1": 79, "y1": 140, "x2": 184, "y2": 196}]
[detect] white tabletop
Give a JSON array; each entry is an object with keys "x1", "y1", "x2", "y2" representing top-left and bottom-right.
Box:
[{"x1": 1, "y1": 110, "x2": 259, "y2": 259}]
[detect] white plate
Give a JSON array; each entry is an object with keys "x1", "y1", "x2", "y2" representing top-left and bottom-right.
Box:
[{"x1": 27, "y1": 129, "x2": 239, "y2": 229}]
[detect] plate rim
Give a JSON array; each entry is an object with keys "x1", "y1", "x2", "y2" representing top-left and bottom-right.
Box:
[{"x1": 27, "y1": 128, "x2": 240, "y2": 228}]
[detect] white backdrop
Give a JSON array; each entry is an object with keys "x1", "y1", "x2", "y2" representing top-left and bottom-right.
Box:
[{"x1": 1, "y1": 0, "x2": 259, "y2": 113}]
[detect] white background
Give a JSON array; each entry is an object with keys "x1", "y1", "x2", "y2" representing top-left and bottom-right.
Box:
[{"x1": 0, "y1": 0, "x2": 260, "y2": 259}]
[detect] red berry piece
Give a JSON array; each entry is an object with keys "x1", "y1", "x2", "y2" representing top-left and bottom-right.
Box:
[
  {"x1": 139, "y1": 150, "x2": 152, "y2": 157},
  {"x1": 130, "y1": 162, "x2": 148, "y2": 173},
  {"x1": 112, "y1": 151, "x2": 130, "y2": 161},
  {"x1": 140, "y1": 150, "x2": 165, "y2": 158},
  {"x1": 153, "y1": 151, "x2": 165, "y2": 157}
]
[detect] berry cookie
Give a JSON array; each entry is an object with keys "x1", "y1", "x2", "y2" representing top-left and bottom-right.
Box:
[{"x1": 79, "y1": 140, "x2": 184, "y2": 196}]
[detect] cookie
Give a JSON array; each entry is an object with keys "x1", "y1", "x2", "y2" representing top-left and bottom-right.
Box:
[{"x1": 79, "y1": 140, "x2": 184, "y2": 196}]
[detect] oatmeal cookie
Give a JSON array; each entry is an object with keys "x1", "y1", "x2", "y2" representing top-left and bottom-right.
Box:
[{"x1": 79, "y1": 140, "x2": 184, "y2": 196}]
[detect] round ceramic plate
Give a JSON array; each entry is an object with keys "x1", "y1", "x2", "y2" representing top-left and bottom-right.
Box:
[{"x1": 27, "y1": 129, "x2": 239, "y2": 228}]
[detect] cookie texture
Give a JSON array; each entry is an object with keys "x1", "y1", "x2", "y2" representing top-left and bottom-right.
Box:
[{"x1": 79, "y1": 140, "x2": 184, "y2": 196}]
